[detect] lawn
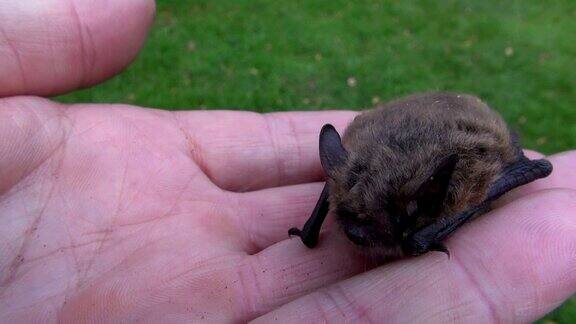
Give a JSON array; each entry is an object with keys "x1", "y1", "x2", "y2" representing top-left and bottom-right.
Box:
[{"x1": 57, "y1": 0, "x2": 575, "y2": 321}]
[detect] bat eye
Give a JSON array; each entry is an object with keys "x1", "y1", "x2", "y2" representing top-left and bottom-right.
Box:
[
  {"x1": 406, "y1": 200, "x2": 418, "y2": 216},
  {"x1": 343, "y1": 226, "x2": 372, "y2": 246}
]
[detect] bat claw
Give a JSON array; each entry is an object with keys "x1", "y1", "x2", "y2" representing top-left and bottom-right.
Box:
[
  {"x1": 288, "y1": 227, "x2": 302, "y2": 237},
  {"x1": 288, "y1": 227, "x2": 319, "y2": 248},
  {"x1": 430, "y1": 242, "x2": 450, "y2": 258}
]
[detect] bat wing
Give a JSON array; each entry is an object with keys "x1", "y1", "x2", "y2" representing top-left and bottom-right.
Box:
[
  {"x1": 405, "y1": 154, "x2": 553, "y2": 256},
  {"x1": 288, "y1": 183, "x2": 330, "y2": 248}
]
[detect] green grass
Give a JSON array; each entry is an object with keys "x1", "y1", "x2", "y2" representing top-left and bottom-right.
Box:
[{"x1": 57, "y1": 0, "x2": 575, "y2": 320}]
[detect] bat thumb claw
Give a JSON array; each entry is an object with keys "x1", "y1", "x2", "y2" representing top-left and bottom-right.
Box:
[
  {"x1": 288, "y1": 227, "x2": 302, "y2": 237},
  {"x1": 430, "y1": 242, "x2": 450, "y2": 258}
]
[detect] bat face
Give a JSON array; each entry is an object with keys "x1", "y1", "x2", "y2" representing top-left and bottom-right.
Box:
[
  {"x1": 328, "y1": 140, "x2": 461, "y2": 260},
  {"x1": 288, "y1": 92, "x2": 553, "y2": 260},
  {"x1": 331, "y1": 189, "x2": 408, "y2": 259}
]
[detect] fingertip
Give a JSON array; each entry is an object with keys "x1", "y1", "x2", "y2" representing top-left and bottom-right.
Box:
[
  {"x1": 77, "y1": 0, "x2": 157, "y2": 86},
  {"x1": 497, "y1": 151, "x2": 576, "y2": 205},
  {"x1": 0, "y1": 0, "x2": 157, "y2": 96},
  {"x1": 523, "y1": 149, "x2": 544, "y2": 160}
]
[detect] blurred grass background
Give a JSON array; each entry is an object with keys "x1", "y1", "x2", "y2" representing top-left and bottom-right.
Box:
[{"x1": 57, "y1": 0, "x2": 575, "y2": 320}]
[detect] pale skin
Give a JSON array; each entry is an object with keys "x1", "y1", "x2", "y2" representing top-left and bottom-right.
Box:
[{"x1": 0, "y1": 1, "x2": 575, "y2": 323}]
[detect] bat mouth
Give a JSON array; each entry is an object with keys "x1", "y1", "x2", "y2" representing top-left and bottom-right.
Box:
[{"x1": 342, "y1": 225, "x2": 398, "y2": 248}]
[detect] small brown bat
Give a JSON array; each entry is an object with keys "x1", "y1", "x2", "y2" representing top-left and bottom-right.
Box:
[{"x1": 289, "y1": 92, "x2": 552, "y2": 260}]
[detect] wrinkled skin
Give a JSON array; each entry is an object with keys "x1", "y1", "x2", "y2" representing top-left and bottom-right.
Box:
[{"x1": 0, "y1": 1, "x2": 575, "y2": 323}]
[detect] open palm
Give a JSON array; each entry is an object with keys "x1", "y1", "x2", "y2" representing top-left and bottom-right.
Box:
[{"x1": 1, "y1": 1, "x2": 575, "y2": 322}]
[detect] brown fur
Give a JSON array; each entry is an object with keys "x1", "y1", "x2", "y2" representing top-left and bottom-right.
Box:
[{"x1": 328, "y1": 92, "x2": 517, "y2": 260}]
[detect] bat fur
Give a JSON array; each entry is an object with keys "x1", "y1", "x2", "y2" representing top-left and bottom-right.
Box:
[{"x1": 289, "y1": 92, "x2": 552, "y2": 261}]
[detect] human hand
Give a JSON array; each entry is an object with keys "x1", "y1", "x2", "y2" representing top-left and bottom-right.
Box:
[{"x1": 1, "y1": 1, "x2": 575, "y2": 322}]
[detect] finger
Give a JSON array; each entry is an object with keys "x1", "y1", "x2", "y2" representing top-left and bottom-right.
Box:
[
  {"x1": 523, "y1": 149, "x2": 544, "y2": 160},
  {"x1": 498, "y1": 150, "x2": 576, "y2": 205},
  {"x1": 249, "y1": 189, "x2": 576, "y2": 322},
  {"x1": 234, "y1": 230, "x2": 367, "y2": 321},
  {"x1": 0, "y1": 0, "x2": 155, "y2": 97},
  {"x1": 232, "y1": 182, "x2": 326, "y2": 252},
  {"x1": 231, "y1": 150, "x2": 575, "y2": 252},
  {"x1": 175, "y1": 110, "x2": 356, "y2": 192}
]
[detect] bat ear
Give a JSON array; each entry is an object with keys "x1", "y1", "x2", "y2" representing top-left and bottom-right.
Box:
[
  {"x1": 414, "y1": 154, "x2": 459, "y2": 213},
  {"x1": 319, "y1": 124, "x2": 348, "y2": 178}
]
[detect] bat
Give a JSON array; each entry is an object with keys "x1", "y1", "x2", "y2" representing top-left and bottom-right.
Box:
[{"x1": 288, "y1": 92, "x2": 552, "y2": 260}]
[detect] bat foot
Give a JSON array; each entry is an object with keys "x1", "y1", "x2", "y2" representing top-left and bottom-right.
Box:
[{"x1": 429, "y1": 242, "x2": 450, "y2": 258}]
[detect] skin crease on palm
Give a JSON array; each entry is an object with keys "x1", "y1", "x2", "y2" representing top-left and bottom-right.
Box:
[{"x1": 0, "y1": 1, "x2": 575, "y2": 323}]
